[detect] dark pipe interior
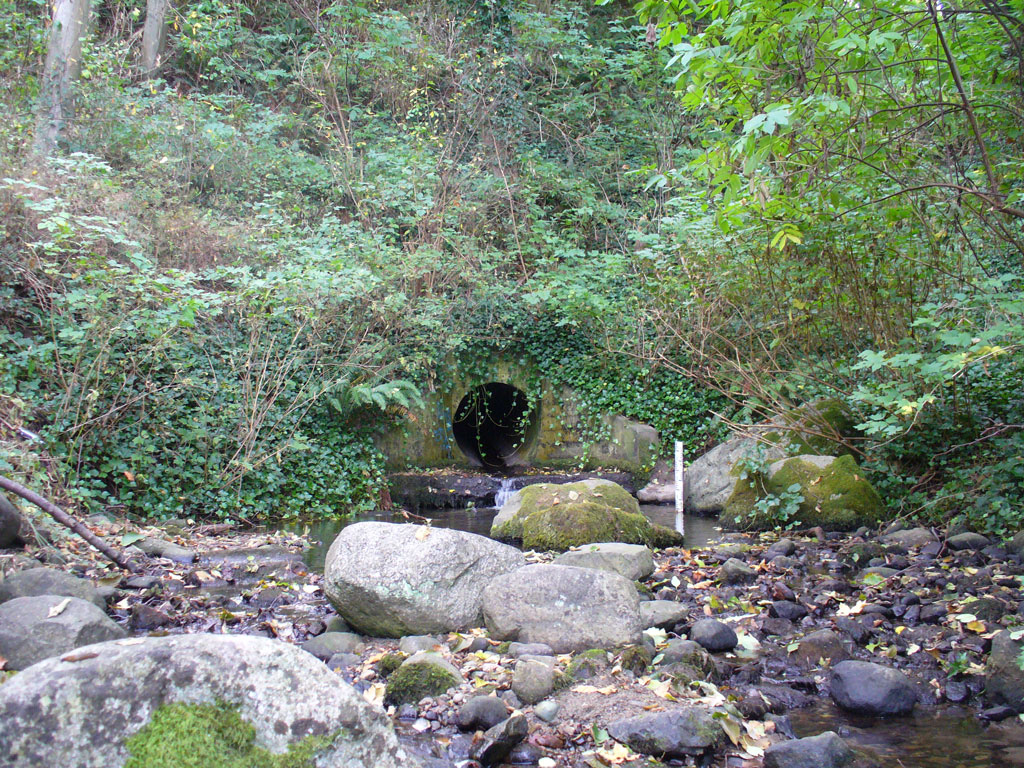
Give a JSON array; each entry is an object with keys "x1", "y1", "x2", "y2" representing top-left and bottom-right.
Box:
[{"x1": 452, "y1": 383, "x2": 538, "y2": 469}]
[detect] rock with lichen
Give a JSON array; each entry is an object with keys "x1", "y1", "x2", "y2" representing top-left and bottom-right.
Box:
[
  {"x1": 0, "y1": 595, "x2": 126, "y2": 670},
  {"x1": 0, "y1": 634, "x2": 411, "y2": 768},
  {"x1": 323, "y1": 521, "x2": 525, "y2": 637},
  {"x1": 725, "y1": 454, "x2": 883, "y2": 531}
]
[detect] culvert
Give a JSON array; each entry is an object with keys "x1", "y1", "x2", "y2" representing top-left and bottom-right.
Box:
[{"x1": 452, "y1": 383, "x2": 539, "y2": 469}]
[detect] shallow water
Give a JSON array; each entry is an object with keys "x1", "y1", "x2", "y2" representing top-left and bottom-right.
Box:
[
  {"x1": 789, "y1": 700, "x2": 1024, "y2": 767},
  {"x1": 290, "y1": 504, "x2": 720, "y2": 572}
]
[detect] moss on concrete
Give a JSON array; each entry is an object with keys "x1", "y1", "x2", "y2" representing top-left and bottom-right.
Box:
[
  {"x1": 726, "y1": 454, "x2": 883, "y2": 531},
  {"x1": 383, "y1": 662, "x2": 460, "y2": 706},
  {"x1": 123, "y1": 701, "x2": 333, "y2": 768}
]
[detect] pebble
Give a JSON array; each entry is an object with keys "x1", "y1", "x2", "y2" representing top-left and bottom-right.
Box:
[{"x1": 534, "y1": 700, "x2": 560, "y2": 723}]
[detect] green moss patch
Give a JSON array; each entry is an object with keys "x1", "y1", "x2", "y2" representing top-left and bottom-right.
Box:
[
  {"x1": 383, "y1": 662, "x2": 460, "y2": 706},
  {"x1": 726, "y1": 455, "x2": 884, "y2": 531},
  {"x1": 124, "y1": 702, "x2": 334, "y2": 768}
]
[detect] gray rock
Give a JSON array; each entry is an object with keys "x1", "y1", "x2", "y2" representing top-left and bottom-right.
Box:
[
  {"x1": 534, "y1": 700, "x2": 560, "y2": 722},
  {"x1": 123, "y1": 575, "x2": 159, "y2": 590},
  {"x1": 947, "y1": 532, "x2": 991, "y2": 551},
  {"x1": 689, "y1": 619, "x2": 738, "y2": 652},
  {"x1": 469, "y1": 713, "x2": 529, "y2": 766},
  {"x1": 763, "y1": 731, "x2": 856, "y2": 768},
  {"x1": 792, "y1": 629, "x2": 848, "y2": 669},
  {"x1": 0, "y1": 567, "x2": 107, "y2": 608},
  {"x1": 640, "y1": 600, "x2": 689, "y2": 629},
  {"x1": 985, "y1": 630, "x2": 1024, "y2": 712},
  {"x1": 0, "y1": 634, "x2": 411, "y2": 768},
  {"x1": 399, "y1": 635, "x2": 442, "y2": 655},
  {"x1": 686, "y1": 438, "x2": 785, "y2": 514},
  {"x1": 1008, "y1": 531, "x2": 1024, "y2": 558},
  {"x1": 481, "y1": 564, "x2": 642, "y2": 653},
  {"x1": 133, "y1": 537, "x2": 196, "y2": 563},
  {"x1": 880, "y1": 527, "x2": 937, "y2": 550},
  {"x1": 607, "y1": 707, "x2": 722, "y2": 758},
  {"x1": 770, "y1": 601, "x2": 808, "y2": 621},
  {"x1": 0, "y1": 595, "x2": 126, "y2": 670},
  {"x1": 765, "y1": 538, "x2": 797, "y2": 558},
  {"x1": 0, "y1": 493, "x2": 22, "y2": 547},
  {"x1": 458, "y1": 695, "x2": 509, "y2": 731},
  {"x1": 325, "y1": 652, "x2": 362, "y2": 671},
  {"x1": 300, "y1": 631, "x2": 364, "y2": 660},
  {"x1": 720, "y1": 557, "x2": 756, "y2": 584},
  {"x1": 830, "y1": 660, "x2": 917, "y2": 716},
  {"x1": 860, "y1": 566, "x2": 898, "y2": 580},
  {"x1": 512, "y1": 658, "x2": 555, "y2": 704},
  {"x1": 507, "y1": 641, "x2": 554, "y2": 658},
  {"x1": 553, "y1": 542, "x2": 655, "y2": 581},
  {"x1": 637, "y1": 461, "x2": 675, "y2": 505},
  {"x1": 324, "y1": 522, "x2": 525, "y2": 637}
]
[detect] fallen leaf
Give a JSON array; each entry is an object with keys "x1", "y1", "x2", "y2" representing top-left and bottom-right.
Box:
[
  {"x1": 568, "y1": 490, "x2": 580, "y2": 500},
  {"x1": 573, "y1": 684, "x2": 616, "y2": 695},
  {"x1": 116, "y1": 638, "x2": 147, "y2": 646},
  {"x1": 415, "y1": 526, "x2": 431, "y2": 541},
  {"x1": 47, "y1": 598, "x2": 72, "y2": 617},
  {"x1": 60, "y1": 651, "x2": 99, "y2": 662}
]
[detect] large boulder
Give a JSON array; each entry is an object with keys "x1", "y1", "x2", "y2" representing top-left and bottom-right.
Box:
[
  {"x1": 829, "y1": 660, "x2": 917, "y2": 716},
  {"x1": 324, "y1": 522, "x2": 524, "y2": 637},
  {"x1": 0, "y1": 493, "x2": 22, "y2": 547},
  {"x1": 637, "y1": 460, "x2": 674, "y2": 504},
  {"x1": 490, "y1": 479, "x2": 665, "y2": 551},
  {"x1": 725, "y1": 455, "x2": 883, "y2": 531},
  {"x1": 481, "y1": 564, "x2": 642, "y2": 653},
  {"x1": 685, "y1": 399, "x2": 859, "y2": 515},
  {"x1": 0, "y1": 567, "x2": 108, "y2": 608},
  {"x1": 0, "y1": 595, "x2": 126, "y2": 669},
  {"x1": 0, "y1": 634, "x2": 411, "y2": 768},
  {"x1": 985, "y1": 630, "x2": 1024, "y2": 712}
]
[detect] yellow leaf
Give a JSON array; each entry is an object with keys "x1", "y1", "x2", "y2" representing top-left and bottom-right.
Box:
[
  {"x1": 573, "y1": 684, "x2": 616, "y2": 695},
  {"x1": 966, "y1": 620, "x2": 987, "y2": 633},
  {"x1": 568, "y1": 490, "x2": 579, "y2": 500},
  {"x1": 415, "y1": 526, "x2": 431, "y2": 541},
  {"x1": 47, "y1": 598, "x2": 71, "y2": 617}
]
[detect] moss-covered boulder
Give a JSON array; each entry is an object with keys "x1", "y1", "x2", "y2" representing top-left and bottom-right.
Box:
[
  {"x1": 765, "y1": 398, "x2": 860, "y2": 456},
  {"x1": 725, "y1": 455, "x2": 883, "y2": 531},
  {"x1": 383, "y1": 652, "x2": 462, "y2": 706},
  {"x1": 491, "y1": 479, "x2": 662, "y2": 551},
  {"x1": 0, "y1": 634, "x2": 411, "y2": 768}
]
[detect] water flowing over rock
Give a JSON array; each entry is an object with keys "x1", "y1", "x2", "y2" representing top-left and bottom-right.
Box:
[
  {"x1": 481, "y1": 563, "x2": 642, "y2": 652},
  {"x1": 323, "y1": 521, "x2": 525, "y2": 637},
  {"x1": 0, "y1": 633, "x2": 411, "y2": 768}
]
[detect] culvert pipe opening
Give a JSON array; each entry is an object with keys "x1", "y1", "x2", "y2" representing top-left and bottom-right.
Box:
[{"x1": 452, "y1": 383, "x2": 539, "y2": 469}]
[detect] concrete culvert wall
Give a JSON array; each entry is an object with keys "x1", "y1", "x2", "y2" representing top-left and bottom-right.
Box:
[{"x1": 452, "y1": 383, "x2": 539, "y2": 469}]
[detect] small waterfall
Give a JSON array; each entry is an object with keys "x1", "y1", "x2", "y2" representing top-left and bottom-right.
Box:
[{"x1": 493, "y1": 477, "x2": 519, "y2": 509}]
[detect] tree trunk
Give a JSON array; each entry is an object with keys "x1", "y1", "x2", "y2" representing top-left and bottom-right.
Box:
[
  {"x1": 140, "y1": 0, "x2": 172, "y2": 78},
  {"x1": 33, "y1": 0, "x2": 92, "y2": 156}
]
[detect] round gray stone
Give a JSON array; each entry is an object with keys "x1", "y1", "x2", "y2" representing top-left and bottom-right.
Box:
[
  {"x1": 324, "y1": 522, "x2": 526, "y2": 637},
  {"x1": 0, "y1": 595, "x2": 126, "y2": 670}
]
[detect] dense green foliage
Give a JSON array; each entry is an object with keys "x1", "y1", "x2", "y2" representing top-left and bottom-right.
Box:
[{"x1": 0, "y1": 0, "x2": 1020, "y2": 531}]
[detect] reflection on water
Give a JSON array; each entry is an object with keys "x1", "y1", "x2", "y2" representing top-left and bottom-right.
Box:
[
  {"x1": 289, "y1": 504, "x2": 722, "y2": 572},
  {"x1": 789, "y1": 700, "x2": 1024, "y2": 768}
]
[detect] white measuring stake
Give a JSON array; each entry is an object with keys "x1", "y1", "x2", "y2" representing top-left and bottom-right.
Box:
[{"x1": 674, "y1": 440, "x2": 685, "y2": 537}]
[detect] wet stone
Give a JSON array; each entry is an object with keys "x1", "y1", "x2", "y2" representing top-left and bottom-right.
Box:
[
  {"x1": 763, "y1": 731, "x2": 856, "y2": 768},
  {"x1": 689, "y1": 618, "x2": 738, "y2": 652},
  {"x1": 720, "y1": 558, "x2": 757, "y2": 584},
  {"x1": 301, "y1": 631, "x2": 365, "y2": 660},
  {"x1": 458, "y1": 695, "x2": 509, "y2": 732},
  {"x1": 468, "y1": 713, "x2": 529, "y2": 766},
  {"x1": 770, "y1": 601, "x2": 808, "y2": 621},
  {"x1": 400, "y1": 635, "x2": 442, "y2": 655},
  {"x1": 947, "y1": 532, "x2": 991, "y2": 551},
  {"x1": 830, "y1": 660, "x2": 917, "y2": 716}
]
